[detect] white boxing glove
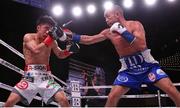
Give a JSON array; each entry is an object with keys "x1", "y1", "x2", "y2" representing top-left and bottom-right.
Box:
[
  {"x1": 110, "y1": 22, "x2": 136, "y2": 44},
  {"x1": 110, "y1": 22, "x2": 127, "y2": 34},
  {"x1": 59, "y1": 32, "x2": 67, "y2": 41}
]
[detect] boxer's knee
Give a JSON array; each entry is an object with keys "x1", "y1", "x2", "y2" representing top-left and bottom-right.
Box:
[
  {"x1": 54, "y1": 91, "x2": 69, "y2": 106},
  {"x1": 108, "y1": 92, "x2": 120, "y2": 101},
  {"x1": 4, "y1": 93, "x2": 21, "y2": 107}
]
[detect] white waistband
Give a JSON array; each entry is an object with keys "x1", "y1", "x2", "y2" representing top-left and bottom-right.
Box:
[{"x1": 119, "y1": 49, "x2": 158, "y2": 71}]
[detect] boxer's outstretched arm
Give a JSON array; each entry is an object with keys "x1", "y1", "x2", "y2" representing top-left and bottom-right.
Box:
[
  {"x1": 77, "y1": 29, "x2": 108, "y2": 45},
  {"x1": 79, "y1": 34, "x2": 106, "y2": 45},
  {"x1": 52, "y1": 41, "x2": 72, "y2": 59},
  {"x1": 23, "y1": 33, "x2": 49, "y2": 54}
]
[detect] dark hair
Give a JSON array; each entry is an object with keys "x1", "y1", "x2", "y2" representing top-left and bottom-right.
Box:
[{"x1": 36, "y1": 15, "x2": 56, "y2": 26}]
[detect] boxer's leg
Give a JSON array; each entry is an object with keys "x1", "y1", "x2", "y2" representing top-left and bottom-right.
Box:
[
  {"x1": 105, "y1": 85, "x2": 130, "y2": 107},
  {"x1": 4, "y1": 92, "x2": 21, "y2": 107},
  {"x1": 154, "y1": 77, "x2": 180, "y2": 107}
]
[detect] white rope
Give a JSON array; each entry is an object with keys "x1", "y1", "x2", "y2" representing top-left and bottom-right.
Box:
[
  {"x1": 80, "y1": 85, "x2": 112, "y2": 89},
  {"x1": 0, "y1": 102, "x2": 24, "y2": 107},
  {"x1": 81, "y1": 94, "x2": 169, "y2": 99},
  {"x1": 52, "y1": 74, "x2": 67, "y2": 86},
  {"x1": 80, "y1": 85, "x2": 147, "y2": 89},
  {"x1": 0, "y1": 38, "x2": 67, "y2": 86},
  {"x1": 0, "y1": 82, "x2": 168, "y2": 100},
  {"x1": 0, "y1": 39, "x2": 25, "y2": 59},
  {"x1": 80, "y1": 83, "x2": 180, "y2": 89},
  {"x1": 0, "y1": 82, "x2": 59, "y2": 106},
  {"x1": 0, "y1": 58, "x2": 24, "y2": 75}
]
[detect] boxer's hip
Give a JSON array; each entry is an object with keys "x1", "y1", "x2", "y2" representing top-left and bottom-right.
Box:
[
  {"x1": 119, "y1": 49, "x2": 159, "y2": 74},
  {"x1": 23, "y1": 64, "x2": 53, "y2": 83}
]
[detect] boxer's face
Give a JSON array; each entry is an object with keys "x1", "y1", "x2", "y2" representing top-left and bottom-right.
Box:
[
  {"x1": 104, "y1": 9, "x2": 119, "y2": 26},
  {"x1": 37, "y1": 23, "x2": 52, "y2": 37}
]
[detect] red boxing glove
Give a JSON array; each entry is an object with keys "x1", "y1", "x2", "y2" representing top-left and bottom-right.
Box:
[
  {"x1": 63, "y1": 28, "x2": 72, "y2": 33},
  {"x1": 43, "y1": 35, "x2": 54, "y2": 46},
  {"x1": 63, "y1": 49, "x2": 71, "y2": 56}
]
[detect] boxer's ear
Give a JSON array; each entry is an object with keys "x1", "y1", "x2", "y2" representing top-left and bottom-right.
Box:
[
  {"x1": 37, "y1": 25, "x2": 40, "y2": 31},
  {"x1": 114, "y1": 11, "x2": 120, "y2": 18}
]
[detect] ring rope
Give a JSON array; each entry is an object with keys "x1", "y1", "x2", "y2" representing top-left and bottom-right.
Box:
[
  {"x1": 0, "y1": 58, "x2": 24, "y2": 75},
  {"x1": 80, "y1": 83, "x2": 180, "y2": 89},
  {"x1": 0, "y1": 38, "x2": 67, "y2": 86},
  {"x1": 81, "y1": 94, "x2": 159, "y2": 99},
  {"x1": 0, "y1": 39, "x2": 25, "y2": 59},
  {"x1": 0, "y1": 82, "x2": 170, "y2": 100}
]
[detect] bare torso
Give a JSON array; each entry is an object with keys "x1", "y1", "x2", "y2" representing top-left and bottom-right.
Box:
[
  {"x1": 104, "y1": 21, "x2": 147, "y2": 56},
  {"x1": 23, "y1": 33, "x2": 51, "y2": 65}
]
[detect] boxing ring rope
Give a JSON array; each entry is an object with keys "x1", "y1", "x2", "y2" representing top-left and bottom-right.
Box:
[
  {"x1": 0, "y1": 67, "x2": 179, "y2": 107},
  {"x1": 0, "y1": 39, "x2": 24, "y2": 59},
  {"x1": 80, "y1": 83, "x2": 180, "y2": 89},
  {"x1": 0, "y1": 38, "x2": 67, "y2": 86},
  {"x1": 1, "y1": 38, "x2": 180, "y2": 107}
]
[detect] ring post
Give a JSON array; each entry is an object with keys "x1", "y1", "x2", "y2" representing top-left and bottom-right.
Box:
[
  {"x1": 157, "y1": 90, "x2": 162, "y2": 108},
  {"x1": 70, "y1": 80, "x2": 81, "y2": 107}
]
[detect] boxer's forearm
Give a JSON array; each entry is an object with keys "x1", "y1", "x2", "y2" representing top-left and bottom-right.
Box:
[
  {"x1": 58, "y1": 49, "x2": 72, "y2": 59},
  {"x1": 25, "y1": 41, "x2": 48, "y2": 54},
  {"x1": 79, "y1": 34, "x2": 107, "y2": 45}
]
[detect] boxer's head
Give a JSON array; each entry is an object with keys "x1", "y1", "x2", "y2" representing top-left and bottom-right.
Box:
[
  {"x1": 36, "y1": 15, "x2": 56, "y2": 36},
  {"x1": 104, "y1": 5, "x2": 124, "y2": 26}
]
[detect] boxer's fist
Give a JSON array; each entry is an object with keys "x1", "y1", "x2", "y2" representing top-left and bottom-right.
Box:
[
  {"x1": 66, "y1": 41, "x2": 80, "y2": 53},
  {"x1": 110, "y1": 22, "x2": 127, "y2": 34},
  {"x1": 63, "y1": 28, "x2": 81, "y2": 43},
  {"x1": 63, "y1": 28, "x2": 73, "y2": 40},
  {"x1": 47, "y1": 26, "x2": 67, "y2": 41}
]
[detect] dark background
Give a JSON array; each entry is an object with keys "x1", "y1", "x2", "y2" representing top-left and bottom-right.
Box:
[{"x1": 0, "y1": 0, "x2": 180, "y2": 107}]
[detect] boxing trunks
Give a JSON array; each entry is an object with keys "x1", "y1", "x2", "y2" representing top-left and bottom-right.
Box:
[
  {"x1": 113, "y1": 49, "x2": 168, "y2": 89},
  {"x1": 12, "y1": 64, "x2": 62, "y2": 105}
]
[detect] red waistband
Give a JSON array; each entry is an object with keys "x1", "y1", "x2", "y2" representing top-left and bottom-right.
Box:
[{"x1": 24, "y1": 64, "x2": 50, "y2": 71}]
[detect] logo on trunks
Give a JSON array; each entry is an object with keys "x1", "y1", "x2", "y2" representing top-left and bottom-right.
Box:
[
  {"x1": 117, "y1": 76, "x2": 128, "y2": 82},
  {"x1": 28, "y1": 65, "x2": 47, "y2": 71},
  {"x1": 46, "y1": 80, "x2": 59, "y2": 89},
  {"x1": 16, "y1": 80, "x2": 28, "y2": 90},
  {"x1": 148, "y1": 73, "x2": 156, "y2": 82},
  {"x1": 156, "y1": 69, "x2": 165, "y2": 75}
]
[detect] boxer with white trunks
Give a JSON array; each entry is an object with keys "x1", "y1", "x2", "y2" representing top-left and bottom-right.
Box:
[{"x1": 4, "y1": 15, "x2": 71, "y2": 107}]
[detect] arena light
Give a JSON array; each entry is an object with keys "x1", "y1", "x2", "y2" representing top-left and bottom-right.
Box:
[
  {"x1": 52, "y1": 5, "x2": 63, "y2": 17},
  {"x1": 167, "y1": 0, "x2": 176, "y2": 2},
  {"x1": 103, "y1": 1, "x2": 114, "y2": 10},
  {"x1": 144, "y1": 0, "x2": 157, "y2": 6},
  {"x1": 72, "y1": 6, "x2": 82, "y2": 17},
  {"x1": 123, "y1": 0, "x2": 134, "y2": 9},
  {"x1": 87, "y1": 4, "x2": 96, "y2": 14}
]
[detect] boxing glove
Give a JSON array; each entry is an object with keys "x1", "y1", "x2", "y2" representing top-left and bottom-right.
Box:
[
  {"x1": 47, "y1": 26, "x2": 67, "y2": 41},
  {"x1": 63, "y1": 28, "x2": 81, "y2": 43},
  {"x1": 110, "y1": 22, "x2": 136, "y2": 44},
  {"x1": 66, "y1": 41, "x2": 80, "y2": 53}
]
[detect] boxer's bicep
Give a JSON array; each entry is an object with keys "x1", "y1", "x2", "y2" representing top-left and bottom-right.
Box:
[
  {"x1": 24, "y1": 34, "x2": 39, "y2": 53},
  {"x1": 24, "y1": 34, "x2": 45, "y2": 53}
]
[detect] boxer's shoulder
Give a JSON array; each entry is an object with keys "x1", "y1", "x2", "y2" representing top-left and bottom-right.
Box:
[
  {"x1": 23, "y1": 33, "x2": 36, "y2": 41},
  {"x1": 128, "y1": 20, "x2": 142, "y2": 27}
]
